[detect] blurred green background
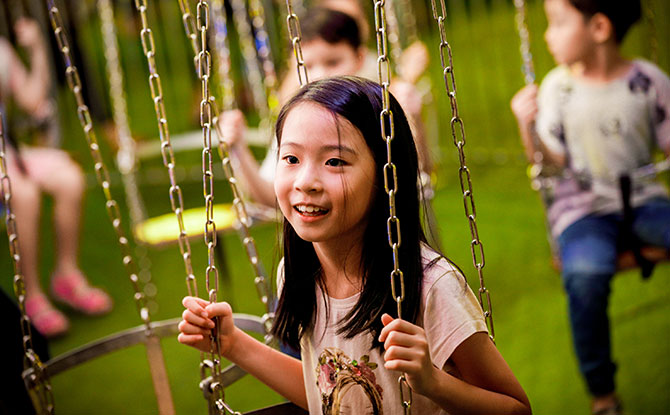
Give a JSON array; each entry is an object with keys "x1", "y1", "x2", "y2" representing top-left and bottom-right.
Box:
[{"x1": 1, "y1": 0, "x2": 669, "y2": 413}]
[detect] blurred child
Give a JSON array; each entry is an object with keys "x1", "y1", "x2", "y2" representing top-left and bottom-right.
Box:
[
  {"x1": 510, "y1": 0, "x2": 670, "y2": 413},
  {"x1": 1, "y1": 18, "x2": 112, "y2": 338},
  {"x1": 219, "y1": 7, "x2": 430, "y2": 208},
  {"x1": 181, "y1": 76, "x2": 531, "y2": 414}
]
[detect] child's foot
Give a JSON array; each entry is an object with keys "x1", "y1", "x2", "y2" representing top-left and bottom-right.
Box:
[
  {"x1": 51, "y1": 271, "x2": 113, "y2": 315},
  {"x1": 592, "y1": 393, "x2": 622, "y2": 415},
  {"x1": 25, "y1": 293, "x2": 69, "y2": 338}
]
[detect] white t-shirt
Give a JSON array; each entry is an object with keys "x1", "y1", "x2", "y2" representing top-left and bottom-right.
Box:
[
  {"x1": 278, "y1": 246, "x2": 487, "y2": 414},
  {"x1": 535, "y1": 60, "x2": 670, "y2": 237}
]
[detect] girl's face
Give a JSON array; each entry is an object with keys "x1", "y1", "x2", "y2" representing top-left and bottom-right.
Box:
[
  {"x1": 275, "y1": 103, "x2": 376, "y2": 248},
  {"x1": 544, "y1": 0, "x2": 594, "y2": 66},
  {"x1": 302, "y1": 39, "x2": 364, "y2": 81}
]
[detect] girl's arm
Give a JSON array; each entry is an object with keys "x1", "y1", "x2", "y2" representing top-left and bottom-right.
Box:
[
  {"x1": 217, "y1": 110, "x2": 277, "y2": 208},
  {"x1": 380, "y1": 315, "x2": 531, "y2": 415},
  {"x1": 179, "y1": 297, "x2": 307, "y2": 408},
  {"x1": 9, "y1": 19, "x2": 51, "y2": 117}
]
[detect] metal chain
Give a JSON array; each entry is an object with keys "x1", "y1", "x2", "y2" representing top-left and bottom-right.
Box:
[
  {"x1": 643, "y1": 0, "x2": 658, "y2": 63},
  {"x1": 211, "y1": 101, "x2": 276, "y2": 333},
  {"x1": 98, "y1": 0, "x2": 158, "y2": 314},
  {"x1": 248, "y1": 0, "x2": 281, "y2": 124},
  {"x1": 46, "y1": 0, "x2": 152, "y2": 329},
  {"x1": 430, "y1": 0, "x2": 495, "y2": 341},
  {"x1": 1, "y1": 113, "x2": 55, "y2": 415},
  {"x1": 371, "y1": 0, "x2": 412, "y2": 412},
  {"x1": 133, "y1": 0, "x2": 198, "y2": 298},
  {"x1": 230, "y1": 0, "x2": 270, "y2": 122},
  {"x1": 211, "y1": 0, "x2": 235, "y2": 111},
  {"x1": 196, "y1": 2, "x2": 228, "y2": 413},
  {"x1": 398, "y1": 0, "x2": 419, "y2": 44},
  {"x1": 513, "y1": 0, "x2": 535, "y2": 85},
  {"x1": 285, "y1": 0, "x2": 308, "y2": 86}
]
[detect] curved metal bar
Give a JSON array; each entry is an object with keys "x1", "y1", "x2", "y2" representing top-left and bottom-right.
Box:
[{"x1": 23, "y1": 314, "x2": 265, "y2": 381}]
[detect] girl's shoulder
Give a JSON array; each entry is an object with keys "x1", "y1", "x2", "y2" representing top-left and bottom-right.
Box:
[
  {"x1": 420, "y1": 246, "x2": 468, "y2": 297},
  {"x1": 631, "y1": 59, "x2": 670, "y2": 87}
]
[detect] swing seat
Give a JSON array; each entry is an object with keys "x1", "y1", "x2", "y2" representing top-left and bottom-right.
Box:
[
  {"x1": 551, "y1": 246, "x2": 670, "y2": 274},
  {"x1": 244, "y1": 403, "x2": 308, "y2": 415},
  {"x1": 133, "y1": 202, "x2": 277, "y2": 246}
]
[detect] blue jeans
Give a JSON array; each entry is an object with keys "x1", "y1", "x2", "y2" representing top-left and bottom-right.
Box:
[{"x1": 558, "y1": 197, "x2": 670, "y2": 397}]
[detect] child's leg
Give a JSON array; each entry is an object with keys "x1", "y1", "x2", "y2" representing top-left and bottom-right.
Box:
[
  {"x1": 8, "y1": 167, "x2": 43, "y2": 298},
  {"x1": 558, "y1": 215, "x2": 619, "y2": 398},
  {"x1": 632, "y1": 197, "x2": 670, "y2": 249},
  {"x1": 23, "y1": 148, "x2": 85, "y2": 274}
]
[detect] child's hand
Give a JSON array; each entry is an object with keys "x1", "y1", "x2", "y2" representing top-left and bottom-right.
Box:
[
  {"x1": 178, "y1": 296, "x2": 236, "y2": 356},
  {"x1": 510, "y1": 84, "x2": 538, "y2": 129},
  {"x1": 217, "y1": 109, "x2": 248, "y2": 149},
  {"x1": 14, "y1": 18, "x2": 43, "y2": 50},
  {"x1": 379, "y1": 313, "x2": 438, "y2": 396}
]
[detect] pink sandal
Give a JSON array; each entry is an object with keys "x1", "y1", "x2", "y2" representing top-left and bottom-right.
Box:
[
  {"x1": 25, "y1": 294, "x2": 70, "y2": 338},
  {"x1": 51, "y1": 272, "x2": 113, "y2": 315}
]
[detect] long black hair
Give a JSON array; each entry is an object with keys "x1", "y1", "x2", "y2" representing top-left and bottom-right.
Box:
[{"x1": 271, "y1": 76, "x2": 428, "y2": 352}]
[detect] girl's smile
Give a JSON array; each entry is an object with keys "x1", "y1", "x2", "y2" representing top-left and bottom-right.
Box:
[{"x1": 274, "y1": 102, "x2": 376, "y2": 247}]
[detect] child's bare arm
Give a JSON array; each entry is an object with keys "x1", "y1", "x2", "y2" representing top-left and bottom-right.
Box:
[
  {"x1": 217, "y1": 110, "x2": 277, "y2": 208},
  {"x1": 179, "y1": 297, "x2": 307, "y2": 408},
  {"x1": 380, "y1": 315, "x2": 531, "y2": 414},
  {"x1": 9, "y1": 19, "x2": 51, "y2": 116},
  {"x1": 511, "y1": 84, "x2": 565, "y2": 167}
]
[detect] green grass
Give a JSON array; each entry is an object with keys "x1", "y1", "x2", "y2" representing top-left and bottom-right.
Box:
[{"x1": 2, "y1": 0, "x2": 669, "y2": 413}]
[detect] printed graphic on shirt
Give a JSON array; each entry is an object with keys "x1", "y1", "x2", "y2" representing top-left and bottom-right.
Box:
[{"x1": 316, "y1": 347, "x2": 384, "y2": 414}]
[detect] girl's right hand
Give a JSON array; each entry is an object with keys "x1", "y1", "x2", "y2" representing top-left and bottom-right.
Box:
[
  {"x1": 14, "y1": 18, "x2": 43, "y2": 50},
  {"x1": 178, "y1": 296, "x2": 236, "y2": 356},
  {"x1": 510, "y1": 84, "x2": 538, "y2": 129}
]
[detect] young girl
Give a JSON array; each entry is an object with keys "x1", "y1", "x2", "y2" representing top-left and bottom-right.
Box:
[{"x1": 180, "y1": 76, "x2": 531, "y2": 414}]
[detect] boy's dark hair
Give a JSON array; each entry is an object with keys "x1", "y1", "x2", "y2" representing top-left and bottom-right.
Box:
[
  {"x1": 300, "y1": 7, "x2": 361, "y2": 49},
  {"x1": 568, "y1": 0, "x2": 641, "y2": 43},
  {"x1": 271, "y1": 76, "x2": 427, "y2": 352}
]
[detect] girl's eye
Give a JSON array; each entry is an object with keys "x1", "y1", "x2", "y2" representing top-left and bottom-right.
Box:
[
  {"x1": 326, "y1": 158, "x2": 346, "y2": 167},
  {"x1": 283, "y1": 155, "x2": 299, "y2": 164}
]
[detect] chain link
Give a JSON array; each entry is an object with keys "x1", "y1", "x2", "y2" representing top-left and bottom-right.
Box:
[
  {"x1": 134, "y1": 0, "x2": 198, "y2": 298},
  {"x1": 513, "y1": 0, "x2": 535, "y2": 85},
  {"x1": 211, "y1": 0, "x2": 235, "y2": 111},
  {"x1": 230, "y1": 0, "x2": 270, "y2": 121},
  {"x1": 372, "y1": 0, "x2": 412, "y2": 412},
  {"x1": 98, "y1": 0, "x2": 158, "y2": 314},
  {"x1": 285, "y1": 0, "x2": 308, "y2": 86},
  {"x1": 248, "y1": 0, "x2": 281, "y2": 124},
  {"x1": 430, "y1": 0, "x2": 494, "y2": 341},
  {"x1": 46, "y1": 0, "x2": 152, "y2": 328},
  {"x1": 1, "y1": 114, "x2": 55, "y2": 415}
]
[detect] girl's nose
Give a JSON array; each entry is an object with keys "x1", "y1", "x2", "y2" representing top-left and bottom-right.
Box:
[{"x1": 294, "y1": 164, "x2": 322, "y2": 193}]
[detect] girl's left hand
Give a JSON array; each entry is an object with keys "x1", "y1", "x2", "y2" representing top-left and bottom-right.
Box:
[{"x1": 379, "y1": 313, "x2": 437, "y2": 396}]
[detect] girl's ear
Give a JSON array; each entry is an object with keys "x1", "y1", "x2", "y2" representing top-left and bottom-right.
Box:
[{"x1": 589, "y1": 12, "x2": 614, "y2": 44}]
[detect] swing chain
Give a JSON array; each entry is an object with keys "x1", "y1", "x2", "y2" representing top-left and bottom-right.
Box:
[
  {"x1": 248, "y1": 0, "x2": 281, "y2": 121},
  {"x1": 46, "y1": 0, "x2": 152, "y2": 328},
  {"x1": 212, "y1": 101, "x2": 276, "y2": 323},
  {"x1": 1, "y1": 114, "x2": 56, "y2": 415},
  {"x1": 134, "y1": 0, "x2": 198, "y2": 298},
  {"x1": 211, "y1": 0, "x2": 236, "y2": 111},
  {"x1": 513, "y1": 0, "x2": 535, "y2": 85},
  {"x1": 98, "y1": 0, "x2": 158, "y2": 314},
  {"x1": 372, "y1": 0, "x2": 412, "y2": 413},
  {"x1": 285, "y1": 0, "x2": 309, "y2": 86},
  {"x1": 196, "y1": 2, "x2": 229, "y2": 413},
  {"x1": 430, "y1": 0, "x2": 495, "y2": 341},
  {"x1": 230, "y1": 0, "x2": 270, "y2": 121}
]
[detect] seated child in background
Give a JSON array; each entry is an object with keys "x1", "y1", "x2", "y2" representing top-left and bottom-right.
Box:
[
  {"x1": 1, "y1": 18, "x2": 112, "y2": 338},
  {"x1": 181, "y1": 76, "x2": 531, "y2": 414},
  {"x1": 511, "y1": 0, "x2": 670, "y2": 413},
  {"x1": 219, "y1": 6, "x2": 430, "y2": 208}
]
